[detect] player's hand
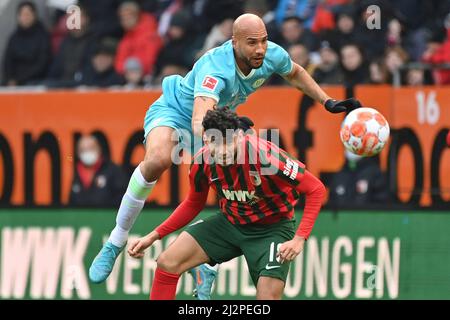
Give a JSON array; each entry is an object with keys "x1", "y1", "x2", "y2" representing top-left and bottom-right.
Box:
[
  {"x1": 128, "y1": 231, "x2": 159, "y2": 259},
  {"x1": 277, "y1": 236, "x2": 305, "y2": 263},
  {"x1": 324, "y1": 98, "x2": 361, "y2": 113},
  {"x1": 238, "y1": 116, "x2": 254, "y2": 132}
]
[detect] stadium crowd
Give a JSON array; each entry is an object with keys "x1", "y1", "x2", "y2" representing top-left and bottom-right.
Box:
[{"x1": 2, "y1": 0, "x2": 450, "y2": 88}]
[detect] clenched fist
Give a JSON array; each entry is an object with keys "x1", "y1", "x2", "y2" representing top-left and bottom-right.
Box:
[{"x1": 128, "y1": 231, "x2": 160, "y2": 259}]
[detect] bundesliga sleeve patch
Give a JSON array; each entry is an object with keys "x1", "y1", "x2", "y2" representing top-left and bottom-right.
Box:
[
  {"x1": 202, "y1": 76, "x2": 218, "y2": 91},
  {"x1": 283, "y1": 159, "x2": 299, "y2": 180}
]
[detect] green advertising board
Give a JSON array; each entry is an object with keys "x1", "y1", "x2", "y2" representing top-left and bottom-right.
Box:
[{"x1": 0, "y1": 209, "x2": 449, "y2": 300}]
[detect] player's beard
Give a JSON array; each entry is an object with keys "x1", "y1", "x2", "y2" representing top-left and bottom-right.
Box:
[{"x1": 245, "y1": 55, "x2": 264, "y2": 69}]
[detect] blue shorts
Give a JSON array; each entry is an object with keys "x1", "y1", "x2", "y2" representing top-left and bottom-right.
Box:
[{"x1": 143, "y1": 95, "x2": 201, "y2": 153}]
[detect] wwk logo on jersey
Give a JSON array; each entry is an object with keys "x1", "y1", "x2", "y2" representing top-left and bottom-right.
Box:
[
  {"x1": 202, "y1": 76, "x2": 218, "y2": 90},
  {"x1": 283, "y1": 159, "x2": 299, "y2": 180},
  {"x1": 222, "y1": 189, "x2": 259, "y2": 203}
]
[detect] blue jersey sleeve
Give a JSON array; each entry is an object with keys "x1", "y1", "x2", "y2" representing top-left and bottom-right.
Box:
[
  {"x1": 273, "y1": 45, "x2": 293, "y2": 76},
  {"x1": 194, "y1": 66, "x2": 226, "y2": 102}
]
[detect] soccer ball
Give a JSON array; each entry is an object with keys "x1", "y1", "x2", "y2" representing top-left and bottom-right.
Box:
[{"x1": 340, "y1": 107, "x2": 390, "y2": 157}]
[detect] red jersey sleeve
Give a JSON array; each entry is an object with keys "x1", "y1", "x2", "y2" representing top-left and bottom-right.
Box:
[
  {"x1": 294, "y1": 170, "x2": 326, "y2": 239},
  {"x1": 253, "y1": 137, "x2": 325, "y2": 239},
  {"x1": 155, "y1": 161, "x2": 209, "y2": 239}
]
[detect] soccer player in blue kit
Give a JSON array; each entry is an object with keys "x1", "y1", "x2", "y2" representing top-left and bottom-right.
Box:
[{"x1": 88, "y1": 13, "x2": 361, "y2": 287}]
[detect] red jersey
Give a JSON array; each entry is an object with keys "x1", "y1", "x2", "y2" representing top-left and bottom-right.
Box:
[
  {"x1": 156, "y1": 135, "x2": 325, "y2": 240},
  {"x1": 189, "y1": 135, "x2": 306, "y2": 225}
]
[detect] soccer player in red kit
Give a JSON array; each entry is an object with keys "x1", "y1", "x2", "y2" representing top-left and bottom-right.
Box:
[{"x1": 128, "y1": 108, "x2": 326, "y2": 300}]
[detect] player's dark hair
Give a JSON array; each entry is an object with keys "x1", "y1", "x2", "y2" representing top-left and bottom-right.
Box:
[{"x1": 202, "y1": 107, "x2": 239, "y2": 137}]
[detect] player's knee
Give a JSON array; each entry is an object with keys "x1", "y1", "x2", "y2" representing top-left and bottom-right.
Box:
[
  {"x1": 256, "y1": 289, "x2": 282, "y2": 300},
  {"x1": 156, "y1": 251, "x2": 181, "y2": 274},
  {"x1": 141, "y1": 152, "x2": 172, "y2": 180}
]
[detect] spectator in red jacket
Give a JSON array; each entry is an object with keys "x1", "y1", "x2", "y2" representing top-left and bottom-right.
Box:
[
  {"x1": 115, "y1": 1, "x2": 162, "y2": 76},
  {"x1": 422, "y1": 17, "x2": 450, "y2": 85}
]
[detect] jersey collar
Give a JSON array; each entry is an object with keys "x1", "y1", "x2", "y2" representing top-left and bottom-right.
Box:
[{"x1": 235, "y1": 61, "x2": 256, "y2": 79}]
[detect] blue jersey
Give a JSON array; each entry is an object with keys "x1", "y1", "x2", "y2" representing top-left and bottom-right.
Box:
[{"x1": 161, "y1": 40, "x2": 293, "y2": 119}]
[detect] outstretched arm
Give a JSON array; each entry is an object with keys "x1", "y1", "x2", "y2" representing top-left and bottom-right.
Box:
[
  {"x1": 283, "y1": 62, "x2": 361, "y2": 113},
  {"x1": 283, "y1": 62, "x2": 331, "y2": 105},
  {"x1": 128, "y1": 186, "x2": 209, "y2": 258}
]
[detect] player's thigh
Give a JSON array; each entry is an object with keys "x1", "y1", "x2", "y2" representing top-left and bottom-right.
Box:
[
  {"x1": 241, "y1": 220, "x2": 295, "y2": 287},
  {"x1": 256, "y1": 276, "x2": 285, "y2": 300},
  {"x1": 184, "y1": 214, "x2": 243, "y2": 266},
  {"x1": 156, "y1": 231, "x2": 210, "y2": 274},
  {"x1": 140, "y1": 126, "x2": 178, "y2": 180}
]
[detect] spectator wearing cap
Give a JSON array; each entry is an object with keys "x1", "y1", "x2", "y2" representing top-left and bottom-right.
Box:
[
  {"x1": 312, "y1": 41, "x2": 344, "y2": 84},
  {"x1": 123, "y1": 57, "x2": 146, "y2": 88},
  {"x1": 279, "y1": 16, "x2": 319, "y2": 51},
  {"x1": 3, "y1": 1, "x2": 51, "y2": 86},
  {"x1": 115, "y1": 1, "x2": 162, "y2": 76},
  {"x1": 77, "y1": 38, "x2": 125, "y2": 87}
]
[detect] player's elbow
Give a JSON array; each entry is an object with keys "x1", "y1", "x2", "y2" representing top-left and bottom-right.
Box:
[
  {"x1": 316, "y1": 180, "x2": 326, "y2": 202},
  {"x1": 308, "y1": 176, "x2": 326, "y2": 201}
]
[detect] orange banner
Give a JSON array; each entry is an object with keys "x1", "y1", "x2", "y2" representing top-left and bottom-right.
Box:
[{"x1": 0, "y1": 86, "x2": 448, "y2": 207}]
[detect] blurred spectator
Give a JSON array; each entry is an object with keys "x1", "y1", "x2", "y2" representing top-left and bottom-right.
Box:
[
  {"x1": 311, "y1": 0, "x2": 353, "y2": 34},
  {"x1": 46, "y1": 0, "x2": 75, "y2": 52},
  {"x1": 327, "y1": 150, "x2": 391, "y2": 208},
  {"x1": 320, "y1": 7, "x2": 358, "y2": 53},
  {"x1": 139, "y1": 0, "x2": 174, "y2": 17},
  {"x1": 422, "y1": 14, "x2": 450, "y2": 85},
  {"x1": 390, "y1": 0, "x2": 449, "y2": 61},
  {"x1": 288, "y1": 44, "x2": 317, "y2": 75},
  {"x1": 369, "y1": 58, "x2": 389, "y2": 84},
  {"x1": 157, "y1": 0, "x2": 183, "y2": 38},
  {"x1": 185, "y1": 0, "x2": 244, "y2": 34},
  {"x1": 384, "y1": 46, "x2": 409, "y2": 85},
  {"x1": 78, "y1": 0, "x2": 123, "y2": 39},
  {"x1": 123, "y1": 57, "x2": 146, "y2": 88},
  {"x1": 275, "y1": 0, "x2": 318, "y2": 29},
  {"x1": 198, "y1": 18, "x2": 234, "y2": 56},
  {"x1": 243, "y1": 0, "x2": 280, "y2": 42},
  {"x1": 115, "y1": 1, "x2": 162, "y2": 76},
  {"x1": 2, "y1": 1, "x2": 51, "y2": 86},
  {"x1": 279, "y1": 16, "x2": 319, "y2": 51},
  {"x1": 77, "y1": 38, "x2": 125, "y2": 88},
  {"x1": 352, "y1": 0, "x2": 392, "y2": 61},
  {"x1": 312, "y1": 41, "x2": 343, "y2": 84},
  {"x1": 154, "y1": 10, "x2": 204, "y2": 81},
  {"x1": 405, "y1": 68, "x2": 425, "y2": 86},
  {"x1": 69, "y1": 135, "x2": 127, "y2": 207},
  {"x1": 153, "y1": 64, "x2": 189, "y2": 86},
  {"x1": 45, "y1": 6, "x2": 96, "y2": 88},
  {"x1": 340, "y1": 43, "x2": 370, "y2": 87},
  {"x1": 386, "y1": 18, "x2": 403, "y2": 47}
]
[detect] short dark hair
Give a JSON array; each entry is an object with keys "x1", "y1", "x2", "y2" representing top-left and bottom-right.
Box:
[
  {"x1": 202, "y1": 108, "x2": 239, "y2": 137},
  {"x1": 17, "y1": 1, "x2": 37, "y2": 14}
]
